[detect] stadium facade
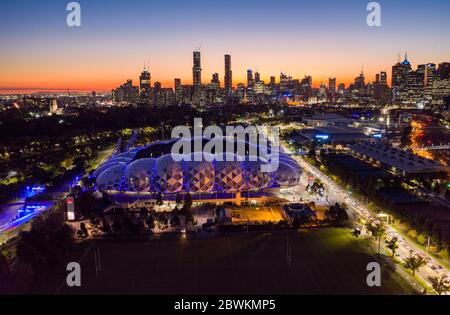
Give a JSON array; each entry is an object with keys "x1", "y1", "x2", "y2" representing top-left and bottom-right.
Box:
[{"x1": 93, "y1": 137, "x2": 302, "y2": 194}]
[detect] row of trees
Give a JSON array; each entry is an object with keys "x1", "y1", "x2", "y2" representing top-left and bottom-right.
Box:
[
  {"x1": 320, "y1": 152, "x2": 450, "y2": 263},
  {"x1": 365, "y1": 220, "x2": 449, "y2": 295}
]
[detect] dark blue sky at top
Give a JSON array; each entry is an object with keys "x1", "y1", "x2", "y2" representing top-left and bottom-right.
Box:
[{"x1": 1, "y1": 0, "x2": 449, "y2": 41}]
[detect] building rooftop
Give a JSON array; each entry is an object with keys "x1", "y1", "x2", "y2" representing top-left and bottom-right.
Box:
[
  {"x1": 349, "y1": 142, "x2": 449, "y2": 174},
  {"x1": 315, "y1": 126, "x2": 366, "y2": 135}
]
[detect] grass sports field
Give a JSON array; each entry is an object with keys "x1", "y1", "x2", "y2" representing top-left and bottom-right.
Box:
[{"x1": 54, "y1": 228, "x2": 414, "y2": 295}]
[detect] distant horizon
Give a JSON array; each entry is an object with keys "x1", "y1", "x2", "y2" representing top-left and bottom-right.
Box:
[
  {"x1": 1, "y1": 50, "x2": 448, "y2": 95},
  {"x1": 0, "y1": 53, "x2": 447, "y2": 95}
]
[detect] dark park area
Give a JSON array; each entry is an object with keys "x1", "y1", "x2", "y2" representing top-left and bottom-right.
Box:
[{"x1": 49, "y1": 228, "x2": 414, "y2": 295}]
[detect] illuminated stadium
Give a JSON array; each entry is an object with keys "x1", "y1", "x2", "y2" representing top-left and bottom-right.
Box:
[{"x1": 93, "y1": 137, "x2": 302, "y2": 194}]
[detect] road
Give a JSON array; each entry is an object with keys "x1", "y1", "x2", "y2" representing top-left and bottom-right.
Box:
[
  {"x1": 0, "y1": 201, "x2": 54, "y2": 244},
  {"x1": 283, "y1": 145, "x2": 449, "y2": 292}
]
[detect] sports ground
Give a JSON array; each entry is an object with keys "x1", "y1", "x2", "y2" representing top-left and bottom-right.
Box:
[{"x1": 53, "y1": 228, "x2": 414, "y2": 295}]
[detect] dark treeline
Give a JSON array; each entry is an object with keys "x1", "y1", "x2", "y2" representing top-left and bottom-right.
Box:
[
  {"x1": 0, "y1": 105, "x2": 197, "y2": 142},
  {"x1": 0, "y1": 103, "x2": 299, "y2": 143}
]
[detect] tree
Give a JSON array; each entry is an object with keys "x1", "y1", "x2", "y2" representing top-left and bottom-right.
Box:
[
  {"x1": 170, "y1": 213, "x2": 181, "y2": 227},
  {"x1": 0, "y1": 253, "x2": 12, "y2": 294},
  {"x1": 79, "y1": 222, "x2": 89, "y2": 238},
  {"x1": 400, "y1": 125, "x2": 413, "y2": 148},
  {"x1": 403, "y1": 255, "x2": 426, "y2": 277},
  {"x1": 140, "y1": 207, "x2": 149, "y2": 220},
  {"x1": 428, "y1": 275, "x2": 450, "y2": 295},
  {"x1": 175, "y1": 192, "x2": 183, "y2": 206},
  {"x1": 385, "y1": 236, "x2": 399, "y2": 258},
  {"x1": 156, "y1": 192, "x2": 164, "y2": 206},
  {"x1": 366, "y1": 220, "x2": 386, "y2": 256},
  {"x1": 307, "y1": 145, "x2": 317, "y2": 160},
  {"x1": 76, "y1": 192, "x2": 96, "y2": 218},
  {"x1": 182, "y1": 193, "x2": 193, "y2": 214},
  {"x1": 102, "y1": 219, "x2": 111, "y2": 233},
  {"x1": 326, "y1": 203, "x2": 349, "y2": 224},
  {"x1": 146, "y1": 216, "x2": 155, "y2": 230},
  {"x1": 81, "y1": 176, "x2": 96, "y2": 189}
]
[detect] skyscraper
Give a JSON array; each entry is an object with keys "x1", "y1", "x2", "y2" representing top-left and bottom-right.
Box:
[
  {"x1": 380, "y1": 71, "x2": 387, "y2": 85},
  {"x1": 211, "y1": 73, "x2": 220, "y2": 89},
  {"x1": 225, "y1": 54, "x2": 232, "y2": 95},
  {"x1": 193, "y1": 51, "x2": 202, "y2": 93},
  {"x1": 270, "y1": 76, "x2": 276, "y2": 86},
  {"x1": 392, "y1": 54, "x2": 411, "y2": 87},
  {"x1": 255, "y1": 71, "x2": 261, "y2": 83},
  {"x1": 247, "y1": 69, "x2": 254, "y2": 87},
  {"x1": 279, "y1": 73, "x2": 291, "y2": 92},
  {"x1": 139, "y1": 68, "x2": 151, "y2": 91},
  {"x1": 174, "y1": 78, "x2": 182, "y2": 104},
  {"x1": 438, "y1": 62, "x2": 450, "y2": 80},
  {"x1": 139, "y1": 66, "x2": 151, "y2": 103},
  {"x1": 112, "y1": 80, "x2": 139, "y2": 104},
  {"x1": 374, "y1": 71, "x2": 390, "y2": 103},
  {"x1": 354, "y1": 68, "x2": 366, "y2": 95},
  {"x1": 328, "y1": 77, "x2": 336, "y2": 94}
]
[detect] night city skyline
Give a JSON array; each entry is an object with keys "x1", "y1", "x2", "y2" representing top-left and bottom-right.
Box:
[
  {"x1": 1, "y1": 0, "x2": 450, "y2": 303},
  {"x1": 1, "y1": 0, "x2": 450, "y2": 93}
]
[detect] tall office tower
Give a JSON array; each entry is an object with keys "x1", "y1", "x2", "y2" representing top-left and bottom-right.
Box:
[
  {"x1": 328, "y1": 77, "x2": 336, "y2": 94},
  {"x1": 438, "y1": 62, "x2": 450, "y2": 80},
  {"x1": 174, "y1": 78, "x2": 182, "y2": 104},
  {"x1": 279, "y1": 73, "x2": 291, "y2": 92},
  {"x1": 253, "y1": 81, "x2": 264, "y2": 94},
  {"x1": 236, "y1": 83, "x2": 245, "y2": 101},
  {"x1": 380, "y1": 71, "x2": 387, "y2": 85},
  {"x1": 152, "y1": 81, "x2": 161, "y2": 106},
  {"x1": 416, "y1": 63, "x2": 435, "y2": 86},
  {"x1": 247, "y1": 69, "x2": 254, "y2": 86},
  {"x1": 112, "y1": 80, "x2": 140, "y2": 104},
  {"x1": 211, "y1": 73, "x2": 220, "y2": 89},
  {"x1": 423, "y1": 64, "x2": 437, "y2": 87},
  {"x1": 374, "y1": 71, "x2": 390, "y2": 103},
  {"x1": 181, "y1": 85, "x2": 193, "y2": 104},
  {"x1": 354, "y1": 68, "x2": 366, "y2": 95},
  {"x1": 139, "y1": 67, "x2": 151, "y2": 103},
  {"x1": 254, "y1": 71, "x2": 261, "y2": 83},
  {"x1": 224, "y1": 54, "x2": 232, "y2": 94},
  {"x1": 193, "y1": 51, "x2": 202, "y2": 93},
  {"x1": 139, "y1": 67, "x2": 151, "y2": 91},
  {"x1": 301, "y1": 75, "x2": 312, "y2": 86},
  {"x1": 338, "y1": 83, "x2": 345, "y2": 94},
  {"x1": 270, "y1": 76, "x2": 276, "y2": 86},
  {"x1": 319, "y1": 82, "x2": 327, "y2": 99},
  {"x1": 392, "y1": 53, "x2": 412, "y2": 87}
]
